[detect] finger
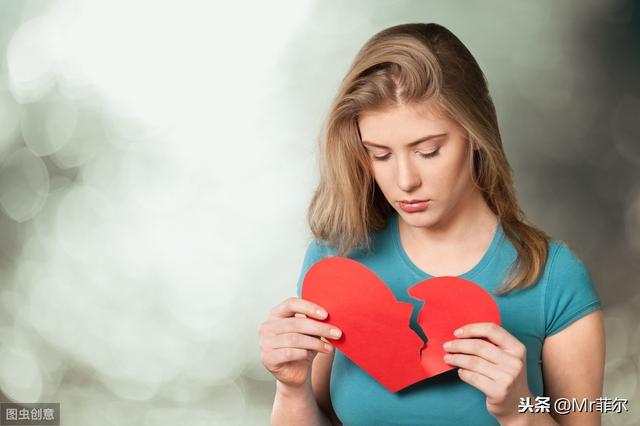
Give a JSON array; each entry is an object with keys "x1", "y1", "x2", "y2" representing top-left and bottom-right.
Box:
[
  {"x1": 443, "y1": 338, "x2": 521, "y2": 372},
  {"x1": 444, "y1": 353, "x2": 511, "y2": 383},
  {"x1": 272, "y1": 332, "x2": 333, "y2": 354},
  {"x1": 272, "y1": 317, "x2": 343, "y2": 341},
  {"x1": 270, "y1": 297, "x2": 329, "y2": 320},
  {"x1": 457, "y1": 367, "x2": 502, "y2": 400},
  {"x1": 454, "y1": 323, "x2": 525, "y2": 357},
  {"x1": 270, "y1": 347, "x2": 311, "y2": 365}
]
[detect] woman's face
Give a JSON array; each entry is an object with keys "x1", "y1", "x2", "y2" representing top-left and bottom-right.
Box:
[{"x1": 358, "y1": 101, "x2": 477, "y2": 229}]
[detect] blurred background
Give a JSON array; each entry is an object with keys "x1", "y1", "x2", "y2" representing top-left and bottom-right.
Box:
[{"x1": 0, "y1": 0, "x2": 638, "y2": 424}]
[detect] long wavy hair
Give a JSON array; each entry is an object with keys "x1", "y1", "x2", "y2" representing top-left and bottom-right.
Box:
[{"x1": 307, "y1": 23, "x2": 550, "y2": 295}]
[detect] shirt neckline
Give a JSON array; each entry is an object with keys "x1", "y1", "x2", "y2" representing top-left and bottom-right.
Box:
[{"x1": 391, "y1": 212, "x2": 504, "y2": 280}]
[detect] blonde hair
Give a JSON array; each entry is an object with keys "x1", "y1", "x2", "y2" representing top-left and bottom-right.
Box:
[{"x1": 308, "y1": 23, "x2": 550, "y2": 295}]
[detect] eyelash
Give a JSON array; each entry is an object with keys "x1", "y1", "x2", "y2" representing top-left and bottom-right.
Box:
[{"x1": 371, "y1": 148, "x2": 441, "y2": 161}]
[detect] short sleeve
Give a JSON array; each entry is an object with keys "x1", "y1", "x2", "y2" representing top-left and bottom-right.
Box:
[
  {"x1": 295, "y1": 239, "x2": 334, "y2": 298},
  {"x1": 544, "y1": 242, "x2": 602, "y2": 337}
]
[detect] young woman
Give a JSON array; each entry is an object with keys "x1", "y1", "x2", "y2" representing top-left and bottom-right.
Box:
[{"x1": 259, "y1": 23, "x2": 604, "y2": 425}]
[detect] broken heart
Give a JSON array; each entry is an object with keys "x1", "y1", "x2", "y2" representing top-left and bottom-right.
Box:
[{"x1": 301, "y1": 256, "x2": 501, "y2": 393}]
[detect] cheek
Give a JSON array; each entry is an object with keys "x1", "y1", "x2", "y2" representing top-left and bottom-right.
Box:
[
  {"x1": 419, "y1": 160, "x2": 447, "y2": 183},
  {"x1": 421, "y1": 161, "x2": 466, "y2": 196},
  {"x1": 370, "y1": 164, "x2": 392, "y2": 185},
  {"x1": 371, "y1": 168, "x2": 397, "y2": 199},
  {"x1": 436, "y1": 156, "x2": 472, "y2": 194}
]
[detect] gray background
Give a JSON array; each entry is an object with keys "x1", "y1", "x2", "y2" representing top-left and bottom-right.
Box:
[{"x1": 0, "y1": 0, "x2": 638, "y2": 424}]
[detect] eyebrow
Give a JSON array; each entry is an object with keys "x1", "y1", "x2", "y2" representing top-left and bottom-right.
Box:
[{"x1": 361, "y1": 133, "x2": 447, "y2": 149}]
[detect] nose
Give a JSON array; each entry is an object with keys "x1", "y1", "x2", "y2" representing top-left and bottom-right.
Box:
[{"x1": 396, "y1": 154, "x2": 421, "y2": 192}]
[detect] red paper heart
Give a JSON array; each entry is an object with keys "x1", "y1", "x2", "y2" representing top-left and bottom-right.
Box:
[{"x1": 301, "y1": 256, "x2": 501, "y2": 393}]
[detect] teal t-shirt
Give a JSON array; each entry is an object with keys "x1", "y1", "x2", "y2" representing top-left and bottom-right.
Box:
[{"x1": 295, "y1": 212, "x2": 602, "y2": 426}]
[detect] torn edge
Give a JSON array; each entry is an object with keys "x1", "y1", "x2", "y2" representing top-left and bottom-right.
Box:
[
  {"x1": 419, "y1": 339, "x2": 428, "y2": 360},
  {"x1": 405, "y1": 293, "x2": 429, "y2": 360}
]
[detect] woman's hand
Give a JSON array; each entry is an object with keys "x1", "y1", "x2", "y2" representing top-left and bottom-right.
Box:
[
  {"x1": 442, "y1": 322, "x2": 535, "y2": 425},
  {"x1": 258, "y1": 297, "x2": 343, "y2": 390}
]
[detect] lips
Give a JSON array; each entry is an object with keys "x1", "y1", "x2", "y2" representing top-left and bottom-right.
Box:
[
  {"x1": 399, "y1": 199, "x2": 429, "y2": 204},
  {"x1": 398, "y1": 199, "x2": 430, "y2": 213}
]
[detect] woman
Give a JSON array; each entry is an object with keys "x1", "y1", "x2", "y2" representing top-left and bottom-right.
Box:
[{"x1": 259, "y1": 23, "x2": 604, "y2": 425}]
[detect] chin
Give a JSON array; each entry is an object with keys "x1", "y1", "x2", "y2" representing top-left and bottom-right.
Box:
[{"x1": 397, "y1": 209, "x2": 433, "y2": 226}]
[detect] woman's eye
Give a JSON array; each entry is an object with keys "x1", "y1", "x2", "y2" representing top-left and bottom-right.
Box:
[
  {"x1": 370, "y1": 147, "x2": 440, "y2": 161},
  {"x1": 417, "y1": 148, "x2": 440, "y2": 158},
  {"x1": 372, "y1": 153, "x2": 391, "y2": 161}
]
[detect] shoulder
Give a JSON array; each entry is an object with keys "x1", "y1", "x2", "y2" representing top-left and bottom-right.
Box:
[
  {"x1": 543, "y1": 239, "x2": 602, "y2": 337},
  {"x1": 545, "y1": 239, "x2": 591, "y2": 281},
  {"x1": 296, "y1": 239, "x2": 338, "y2": 298},
  {"x1": 295, "y1": 219, "x2": 392, "y2": 297},
  {"x1": 303, "y1": 239, "x2": 338, "y2": 262},
  {"x1": 296, "y1": 236, "x2": 377, "y2": 297}
]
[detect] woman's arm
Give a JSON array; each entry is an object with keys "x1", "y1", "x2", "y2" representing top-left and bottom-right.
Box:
[
  {"x1": 541, "y1": 309, "x2": 605, "y2": 425},
  {"x1": 311, "y1": 348, "x2": 343, "y2": 425},
  {"x1": 272, "y1": 379, "x2": 333, "y2": 426}
]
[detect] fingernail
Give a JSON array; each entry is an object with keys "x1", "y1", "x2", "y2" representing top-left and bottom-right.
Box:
[
  {"x1": 316, "y1": 309, "x2": 327, "y2": 318},
  {"x1": 324, "y1": 343, "x2": 333, "y2": 352},
  {"x1": 454, "y1": 328, "x2": 463, "y2": 336},
  {"x1": 443, "y1": 341, "x2": 451, "y2": 350},
  {"x1": 330, "y1": 328, "x2": 342, "y2": 338}
]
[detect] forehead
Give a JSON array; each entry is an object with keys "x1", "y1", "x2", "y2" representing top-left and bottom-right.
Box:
[{"x1": 358, "y1": 102, "x2": 455, "y2": 140}]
